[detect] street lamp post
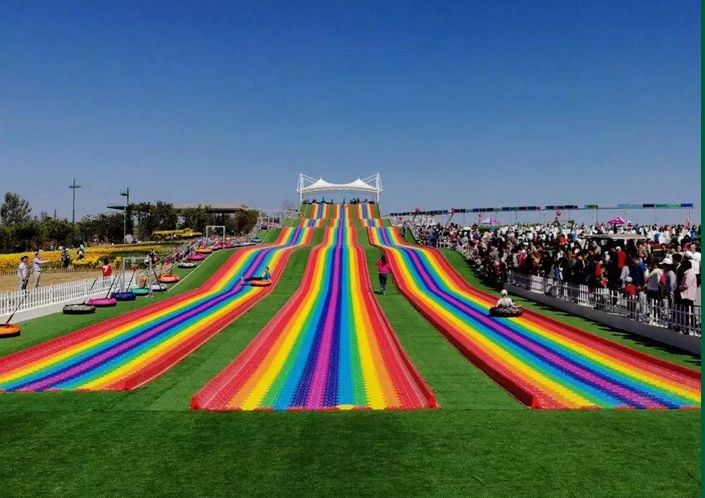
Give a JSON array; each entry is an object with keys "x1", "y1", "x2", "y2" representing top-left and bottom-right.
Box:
[
  {"x1": 120, "y1": 187, "x2": 130, "y2": 243},
  {"x1": 69, "y1": 178, "x2": 82, "y2": 224}
]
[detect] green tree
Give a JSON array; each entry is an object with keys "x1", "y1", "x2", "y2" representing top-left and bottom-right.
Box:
[
  {"x1": 179, "y1": 205, "x2": 213, "y2": 234},
  {"x1": 138, "y1": 202, "x2": 178, "y2": 239},
  {"x1": 77, "y1": 213, "x2": 125, "y2": 243},
  {"x1": 12, "y1": 221, "x2": 45, "y2": 251},
  {"x1": 0, "y1": 192, "x2": 31, "y2": 225},
  {"x1": 231, "y1": 209, "x2": 260, "y2": 235},
  {"x1": 0, "y1": 225, "x2": 11, "y2": 252},
  {"x1": 42, "y1": 217, "x2": 76, "y2": 247}
]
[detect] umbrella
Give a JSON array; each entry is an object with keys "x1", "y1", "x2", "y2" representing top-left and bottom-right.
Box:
[{"x1": 607, "y1": 216, "x2": 625, "y2": 225}]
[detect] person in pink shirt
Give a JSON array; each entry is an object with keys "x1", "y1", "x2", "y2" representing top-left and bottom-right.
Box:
[
  {"x1": 375, "y1": 254, "x2": 391, "y2": 295},
  {"x1": 678, "y1": 265, "x2": 697, "y2": 334}
]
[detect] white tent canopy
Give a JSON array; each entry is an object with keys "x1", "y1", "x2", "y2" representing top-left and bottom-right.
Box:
[{"x1": 296, "y1": 173, "x2": 383, "y2": 202}]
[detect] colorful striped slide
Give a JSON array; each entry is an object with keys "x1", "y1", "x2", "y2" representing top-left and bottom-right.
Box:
[
  {"x1": 361, "y1": 219, "x2": 384, "y2": 228},
  {"x1": 309, "y1": 202, "x2": 341, "y2": 220},
  {"x1": 192, "y1": 206, "x2": 435, "y2": 411},
  {"x1": 369, "y1": 227, "x2": 700, "y2": 409},
  {"x1": 300, "y1": 219, "x2": 324, "y2": 228},
  {"x1": 355, "y1": 203, "x2": 384, "y2": 227},
  {"x1": 0, "y1": 228, "x2": 312, "y2": 392},
  {"x1": 355, "y1": 202, "x2": 377, "y2": 220}
]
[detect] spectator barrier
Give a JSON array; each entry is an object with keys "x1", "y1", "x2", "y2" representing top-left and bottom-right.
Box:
[
  {"x1": 0, "y1": 276, "x2": 118, "y2": 319},
  {"x1": 507, "y1": 271, "x2": 701, "y2": 337}
]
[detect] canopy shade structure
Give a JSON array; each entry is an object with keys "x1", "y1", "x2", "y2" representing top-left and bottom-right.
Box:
[
  {"x1": 607, "y1": 216, "x2": 625, "y2": 225},
  {"x1": 296, "y1": 173, "x2": 383, "y2": 202}
]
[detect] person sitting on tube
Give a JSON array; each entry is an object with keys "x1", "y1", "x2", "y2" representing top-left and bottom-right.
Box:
[
  {"x1": 496, "y1": 289, "x2": 514, "y2": 308},
  {"x1": 241, "y1": 266, "x2": 272, "y2": 283}
]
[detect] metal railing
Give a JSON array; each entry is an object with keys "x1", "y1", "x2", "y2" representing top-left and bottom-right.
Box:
[
  {"x1": 506, "y1": 271, "x2": 701, "y2": 337},
  {"x1": 0, "y1": 276, "x2": 119, "y2": 317}
]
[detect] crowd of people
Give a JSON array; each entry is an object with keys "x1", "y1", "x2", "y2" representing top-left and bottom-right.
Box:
[
  {"x1": 302, "y1": 198, "x2": 375, "y2": 205},
  {"x1": 405, "y1": 219, "x2": 701, "y2": 332},
  {"x1": 58, "y1": 243, "x2": 86, "y2": 269}
]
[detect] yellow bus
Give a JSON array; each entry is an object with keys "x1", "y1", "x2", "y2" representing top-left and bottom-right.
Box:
[{"x1": 152, "y1": 228, "x2": 203, "y2": 241}]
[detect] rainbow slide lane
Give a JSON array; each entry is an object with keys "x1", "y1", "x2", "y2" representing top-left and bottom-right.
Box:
[
  {"x1": 0, "y1": 228, "x2": 312, "y2": 392},
  {"x1": 369, "y1": 227, "x2": 700, "y2": 409},
  {"x1": 299, "y1": 203, "x2": 341, "y2": 227},
  {"x1": 192, "y1": 205, "x2": 436, "y2": 411},
  {"x1": 310, "y1": 202, "x2": 341, "y2": 220},
  {"x1": 355, "y1": 202, "x2": 384, "y2": 227},
  {"x1": 300, "y1": 219, "x2": 324, "y2": 228}
]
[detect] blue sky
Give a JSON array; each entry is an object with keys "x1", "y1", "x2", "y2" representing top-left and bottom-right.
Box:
[{"x1": 0, "y1": 1, "x2": 700, "y2": 223}]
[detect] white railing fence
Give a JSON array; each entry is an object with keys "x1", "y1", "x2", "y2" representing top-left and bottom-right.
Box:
[
  {"x1": 0, "y1": 275, "x2": 121, "y2": 317},
  {"x1": 506, "y1": 271, "x2": 701, "y2": 337},
  {"x1": 0, "y1": 266, "x2": 98, "y2": 277}
]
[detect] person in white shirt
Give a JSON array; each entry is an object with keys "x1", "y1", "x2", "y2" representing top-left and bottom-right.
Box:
[
  {"x1": 679, "y1": 265, "x2": 697, "y2": 334},
  {"x1": 644, "y1": 261, "x2": 663, "y2": 319},
  {"x1": 496, "y1": 289, "x2": 514, "y2": 308},
  {"x1": 17, "y1": 256, "x2": 29, "y2": 291},
  {"x1": 619, "y1": 264, "x2": 631, "y2": 288},
  {"x1": 32, "y1": 250, "x2": 47, "y2": 288},
  {"x1": 661, "y1": 258, "x2": 678, "y2": 309},
  {"x1": 687, "y1": 245, "x2": 700, "y2": 286},
  {"x1": 645, "y1": 261, "x2": 663, "y2": 295}
]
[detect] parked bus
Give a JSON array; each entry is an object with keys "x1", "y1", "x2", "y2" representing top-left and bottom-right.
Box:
[{"x1": 151, "y1": 228, "x2": 203, "y2": 241}]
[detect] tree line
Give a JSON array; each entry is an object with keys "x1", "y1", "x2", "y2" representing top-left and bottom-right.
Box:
[{"x1": 0, "y1": 192, "x2": 260, "y2": 252}]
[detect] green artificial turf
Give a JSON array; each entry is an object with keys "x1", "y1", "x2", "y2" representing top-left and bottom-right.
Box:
[
  {"x1": 404, "y1": 226, "x2": 417, "y2": 243},
  {"x1": 0, "y1": 226, "x2": 700, "y2": 497}
]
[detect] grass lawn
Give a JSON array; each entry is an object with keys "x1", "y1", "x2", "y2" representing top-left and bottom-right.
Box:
[{"x1": 0, "y1": 231, "x2": 700, "y2": 497}]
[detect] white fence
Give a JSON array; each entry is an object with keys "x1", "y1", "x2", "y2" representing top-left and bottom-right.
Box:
[
  {"x1": 0, "y1": 276, "x2": 120, "y2": 318},
  {"x1": 507, "y1": 271, "x2": 701, "y2": 337}
]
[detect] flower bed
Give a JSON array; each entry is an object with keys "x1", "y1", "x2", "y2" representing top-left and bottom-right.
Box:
[{"x1": 0, "y1": 243, "x2": 174, "y2": 270}]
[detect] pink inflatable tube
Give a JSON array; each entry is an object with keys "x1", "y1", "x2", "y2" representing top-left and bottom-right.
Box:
[{"x1": 87, "y1": 297, "x2": 118, "y2": 307}]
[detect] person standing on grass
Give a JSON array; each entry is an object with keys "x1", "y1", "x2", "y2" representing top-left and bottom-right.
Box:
[
  {"x1": 32, "y1": 250, "x2": 47, "y2": 288},
  {"x1": 60, "y1": 246, "x2": 70, "y2": 269},
  {"x1": 17, "y1": 256, "x2": 29, "y2": 291},
  {"x1": 376, "y1": 254, "x2": 391, "y2": 295}
]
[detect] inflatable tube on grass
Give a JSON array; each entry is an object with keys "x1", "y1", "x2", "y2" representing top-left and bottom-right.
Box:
[
  {"x1": 187, "y1": 254, "x2": 206, "y2": 261},
  {"x1": 131, "y1": 288, "x2": 150, "y2": 296},
  {"x1": 150, "y1": 283, "x2": 168, "y2": 292},
  {"x1": 178, "y1": 261, "x2": 198, "y2": 269},
  {"x1": 489, "y1": 306, "x2": 524, "y2": 318},
  {"x1": 0, "y1": 324, "x2": 21, "y2": 338},
  {"x1": 87, "y1": 297, "x2": 118, "y2": 307},
  {"x1": 111, "y1": 291, "x2": 137, "y2": 301},
  {"x1": 159, "y1": 274, "x2": 180, "y2": 283},
  {"x1": 63, "y1": 304, "x2": 97, "y2": 315},
  {"x1": 196, "y1": 248, "x2": 213, "y2": 254}
]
